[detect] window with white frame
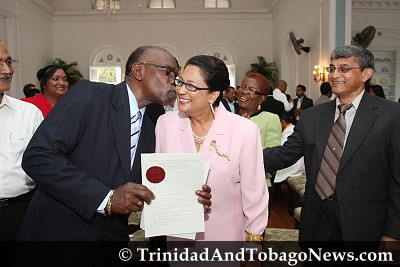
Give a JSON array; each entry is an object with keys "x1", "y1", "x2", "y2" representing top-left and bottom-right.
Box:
[
  {"x1": 203, "y1": 46, "x2": 236, "y2": 87},
  {"x1": 204, "y1": 0, "x2": 231, "y2": 8},
  {"x1": 148, "y1": 0, "x2": 176, "y2": 8},
  {"x1": 90, "y1": 49, "x2": 124, "y2": 84}
]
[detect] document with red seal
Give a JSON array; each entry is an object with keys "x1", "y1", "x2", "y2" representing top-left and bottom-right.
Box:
[{"x1": 141, "y1": 153, "x2": 205, "y2": 238}]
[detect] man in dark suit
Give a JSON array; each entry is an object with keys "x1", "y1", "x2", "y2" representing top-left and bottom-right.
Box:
[
  {"x1": 18, "y1": 46, "x2": 211, "y2": 263},
  {"x1": 260, "y1": 86, "x2": 285, "y2": 115},
  {"x1": 289, "y1": 84, "x2": 313, "y2": 124},
  {"x1": 220, "y1": 86, "x2": 239, "y2": 113},
  {"x1": 264, "y1": 45, "x2": 400, "y2": 254}
]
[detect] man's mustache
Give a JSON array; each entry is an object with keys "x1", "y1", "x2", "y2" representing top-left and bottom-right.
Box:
[{"x1": 0, "y1": 73, "x2": 12, "y2": 79}]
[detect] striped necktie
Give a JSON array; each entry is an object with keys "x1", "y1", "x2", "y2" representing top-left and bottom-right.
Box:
[
  {"x1": 131, "y1": 111, "x2": 142, "y2": 162},
  {"x1": 315, "y1": 103, "x2": 353, "y2": 200}
]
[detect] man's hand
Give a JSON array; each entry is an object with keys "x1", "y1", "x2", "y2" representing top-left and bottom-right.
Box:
[
  {"x1": 110, "y1": 182, "x2": 155, "y2": 214},
  {"x1": 378, "y1": 236, "x2": 400, "y2": 263},
  {"x1": 196, "y1": 184, "x2": 212, "y2": 214}
]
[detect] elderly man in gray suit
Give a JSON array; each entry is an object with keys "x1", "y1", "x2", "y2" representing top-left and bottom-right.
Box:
[{"x1": 264, "y1": 45, "x2": 400, "y2": 257}]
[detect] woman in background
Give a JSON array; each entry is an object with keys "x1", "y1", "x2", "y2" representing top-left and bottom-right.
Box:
[
  {"x1": 237, "y1": 72, "x2": 281, "y2": 149},
  {"x1": 21, "y1": 65, "x2": 68, "y2": 117},
  {"x1": 368, "y1": 84, "x2": 386, "y2": 98},
  {"x1": 155, "y1": 55, "x2": 269, "y2": 242}
]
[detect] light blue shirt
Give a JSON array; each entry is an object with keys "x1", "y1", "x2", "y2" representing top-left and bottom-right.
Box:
[
  {"x1": 126, "y1": 83, "x2": 146, "y2": 167},
  {"x1": 98, "y1": 83, "x2": 146, "y2": 213},
  {"x1": 225, "y1": 98, "x2": 236, "y2": 113}
]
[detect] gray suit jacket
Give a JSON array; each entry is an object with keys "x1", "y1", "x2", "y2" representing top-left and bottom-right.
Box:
[{"x1": 264, "y1": 92, "x2": 400, "y2": 241}]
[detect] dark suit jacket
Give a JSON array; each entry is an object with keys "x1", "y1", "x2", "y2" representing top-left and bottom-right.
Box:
[
  {"x1": 290, "y1": 96, "x2": 313, "y2": 123},
  {"x1": 20, "y1": 80, "x2": 162, "y2": 241},
  {"x1": 261, "y1": 95, "x2": 285, "y2": 115},
  {"x1": 264, "y1": 92, "x2": 400, "y2": 241},
  {"x1": 221, "y1": 98, "x2": 239, "y2": 114}
]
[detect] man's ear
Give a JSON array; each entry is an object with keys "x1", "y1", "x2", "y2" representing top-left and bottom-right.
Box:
[
  {"x1": 131, "y1": 63, "x2": 143, "y2": 80},
  {"x1": 362, "y1": 67, "x2": 374, "y2": 83}
]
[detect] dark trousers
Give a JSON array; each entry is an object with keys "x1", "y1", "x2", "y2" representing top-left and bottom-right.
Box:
[
  {"x1": 0, "y1": 190, "x2": 34, "y2": 241},
  {"x1": 0, "y1": 190, "x2": 34, "y2": 267},
  {"x1": 310, "y1": 197, "x2": 343, "y2": 242}
]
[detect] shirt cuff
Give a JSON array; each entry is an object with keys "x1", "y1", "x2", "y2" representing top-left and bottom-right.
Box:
[{"x1": 97, "y1": 190, "x2": 112, "y2": 214}]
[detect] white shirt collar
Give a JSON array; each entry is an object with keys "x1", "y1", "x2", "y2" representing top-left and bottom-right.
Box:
[
  {"x1": 0, "y1": 94, "x2": 16, "y2": 111},
  {"x1": 335, "y1": 89, "x2": 364, "y2": 112},
  {"x1": 126, "y1": 83, "x2": 145, "y2": 117}
]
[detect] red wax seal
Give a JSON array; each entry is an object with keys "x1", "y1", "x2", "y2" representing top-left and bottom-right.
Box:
[{"x1": 146, "y1": 166, "x2": 166, "y2": 183}]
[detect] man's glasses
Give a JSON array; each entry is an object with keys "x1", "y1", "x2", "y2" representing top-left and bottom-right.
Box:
[
  {"x1": 0, "y1": 59, "x2": 18, "y2": 69},
  {"x1": 174, "y1": 77, "x2": 210, "y2": 92},
  {"x1": 238, "y1": 85, "x2": 263, "y2": 95},
  {"x1": 325, "y1": 66, "x2": 362, "y2": 73},
  {"x1": 139, "y1": 62, "x2": 177, "y2": 79}
]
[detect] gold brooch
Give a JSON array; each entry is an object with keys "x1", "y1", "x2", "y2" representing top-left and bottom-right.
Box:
[{"x1": 209, "y1": 140, "x2": 231, "y2": 161}]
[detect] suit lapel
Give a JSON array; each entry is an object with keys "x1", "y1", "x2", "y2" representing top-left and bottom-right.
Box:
[
  {"x1": 198, "y1": 106, "x2": 227, "y2": 155},
  {"x1": 338, "y1": 92, "x2": 378, "y2": 173},
  {"x1": 179, "y1": 113, "x2": 197, "y2": 153},
  {"x1": 112, "y1": 82, "x2": 131, "y2": 181},
  {"x1": 178, "y1": 106, "x2": 228, "y2": 154}
]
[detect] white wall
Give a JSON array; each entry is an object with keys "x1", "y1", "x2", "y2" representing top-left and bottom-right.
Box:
[
  {"x1": 272, "y1": 0, "x2": 322, "y2": 100},
  {"x1": 352, "y1": 8, "x2": 400, "y2": 50},
  {"x1": 51, "y1": 10, "x2": 273, "y2": 87}
]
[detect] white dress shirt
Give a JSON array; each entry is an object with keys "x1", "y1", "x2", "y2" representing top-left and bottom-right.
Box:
[
  {"x1": 0, "y1": 95, "x2": 43, "y2": 198},
  {"x1": 273, "y1": 88, "x2": 293, "y2": 111},
  {"x1": 274, "y1": 125, "x2": 305, "y2": 183}
]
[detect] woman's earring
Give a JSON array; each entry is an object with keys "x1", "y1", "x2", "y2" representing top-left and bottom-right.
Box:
[
  {"x1": 210, "y1": 102, "x2": 215, "y2": 118},
  {"x1": 257, "y1": 104, "x2": 261, "y2": 111}
]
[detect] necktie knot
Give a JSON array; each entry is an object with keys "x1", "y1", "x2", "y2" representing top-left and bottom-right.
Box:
[{"x1": 338, "y1": 104, "x2": 352, "y2": 114}]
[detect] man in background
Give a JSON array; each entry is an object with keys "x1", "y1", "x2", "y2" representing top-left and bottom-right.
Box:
[
  {"x1": 273, "y1": 79, "x2": 293, "y2": 111},
  {"x1": 314, "y1": 81, "x2": 333, "y2": 106},
  {"x1": 22, "y1": 83, "x2": 40, "y2": 98},
  {"x1": 0, "y1": 42, "x2": 43, "y2": 241},
  {"x1": 260, "y1": 86, "x2": 284, "y2": 115},
  {"x1": 221, "y1": 86, "x2": 239, "y2": 113},
  {"x1": 290, "y1": 84, "x2": 313, "y2": 124}
]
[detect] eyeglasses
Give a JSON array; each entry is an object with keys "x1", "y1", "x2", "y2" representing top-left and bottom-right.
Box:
[
  {"x1": 139, "y1": 62, "x2": 177, "y2": 79},
  {"x1": 0, "y1": 59, "x2": 18, "y2": 69},
  {"x1": 238, "y1": 85, "x2": 263, "y2": 95},
  {"x1": 174, "y1": 77, "x2": 210, "y2": 92},
  {"x1": 325, "y1": 66, "x2": 362, "y2": 73}
]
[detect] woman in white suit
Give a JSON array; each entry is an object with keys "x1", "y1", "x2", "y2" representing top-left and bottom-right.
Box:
[{"x1": 155, "y1": 55, "x2": 269, "y2": 242}]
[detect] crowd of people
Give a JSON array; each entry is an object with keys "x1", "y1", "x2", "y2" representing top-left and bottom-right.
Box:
[{"x1": 1, "y1": 40, "x2": 399, "y2": 265}]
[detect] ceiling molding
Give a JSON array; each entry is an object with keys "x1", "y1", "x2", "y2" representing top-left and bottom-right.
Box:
[
  {"x1": 352, "y1": 1, "x2": 400, "y2": 10},
  {"x1": 52, "y1": 9, "x2": 271, "y2": 22},
  {"x1": 20, "y1": 0, "x2": 54, "y2": 20}
]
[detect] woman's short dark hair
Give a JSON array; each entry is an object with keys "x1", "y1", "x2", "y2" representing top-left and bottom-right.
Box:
[
  {"x1": 370, "y1": 84, "x2": 385, "y2": 98},
  {"x1": 184, "y1": 55, "x2": 230, "y2": 107},
  {"x1": 37, "y1": 64, "x2": 65, "y2": 91}
]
